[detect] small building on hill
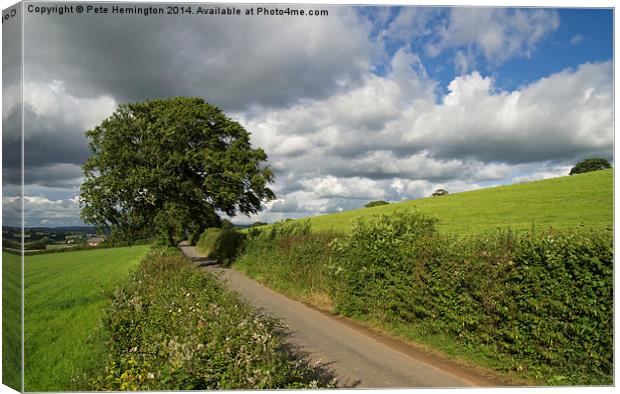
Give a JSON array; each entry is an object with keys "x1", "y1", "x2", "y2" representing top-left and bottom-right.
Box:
[{"x1": 87, "y1": 237, "x2": 105, "y2": 247}]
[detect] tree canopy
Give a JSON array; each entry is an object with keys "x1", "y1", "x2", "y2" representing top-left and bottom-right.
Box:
[
  {"x1": 569, "y1": 157, "x2": 611, "y2": 175},
  {"x1": 364, "y1": 200, "x2": 389, "y2": 208},
  {"x1": 80, "y1": 97, "x2": 275, "y2": 245},
  {"x1": 431, "y1": 189, "x2": 449, "y2": 197}
]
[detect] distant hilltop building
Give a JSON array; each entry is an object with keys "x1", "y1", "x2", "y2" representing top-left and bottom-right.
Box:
[{"x1": 87, "y1": 237, "x2": 105, "y2": 247}]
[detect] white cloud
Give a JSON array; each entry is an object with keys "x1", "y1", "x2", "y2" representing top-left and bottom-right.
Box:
[
  {"x1": 22, "y1": 80, "x2": 117, "y2": 134},
  {"x1": 302, "y1": 176, "x2": 387, "y2": 200},
  {"x1": 3, "y1": 195, "x2": 83, "y2": 227},
  {"x1": 427, "y1": 8, "x2": 560, "y2": 64},
  {"x1": 403, "y1": 61, "x2": 612, "y2": 163},
  {"x1": 233, "y1": 57, "x2": 611, "y2": 224},
  {"x1": 570, "y1": 34, "x2": 584, "y2": 45}
]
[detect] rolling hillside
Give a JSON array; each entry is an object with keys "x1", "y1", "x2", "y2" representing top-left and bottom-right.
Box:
[{"x1": 304, "y1": 169, "x2": 613, "y2": 235}]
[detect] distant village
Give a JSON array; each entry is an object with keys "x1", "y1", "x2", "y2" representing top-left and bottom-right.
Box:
[{"x1": 2, "y1": 226, "x2": 105, "y2": 252}]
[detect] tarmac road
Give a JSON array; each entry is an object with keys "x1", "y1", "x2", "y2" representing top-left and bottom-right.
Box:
[{"x1": 179, "y1": 243, "x2": 500, "y2": 388}]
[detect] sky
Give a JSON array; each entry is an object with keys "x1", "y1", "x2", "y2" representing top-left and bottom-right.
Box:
[{"x1": 1, "y1": 1, "x2": 614, "y2": 227}]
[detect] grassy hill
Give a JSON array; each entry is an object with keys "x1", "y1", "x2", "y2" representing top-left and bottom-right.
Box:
[
  {"x1": 22, "y1": 245, "x2": 149, "y2": 391},
  {"x1": 306, "y1": 169, "x2": 613, "y2": 235}
]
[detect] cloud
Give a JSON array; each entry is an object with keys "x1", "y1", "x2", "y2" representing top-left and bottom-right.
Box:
[
  {"x1": 229, "y1": 56, "x2": 611, "y2": 223},
  {"x1": 379, "y1": 7, "x2": 439, "y2": 43},
  {"x1": 23, "y1": 6, "x2": 375, "y2": 112},
  {"x1": 570, "y1": 34, "x2": 584, "y2": 45},
  {"x1": 268, "y1": 195, "x2": 300, "y2": 213},
  {"x1": 3, "y1": 195, "x2": 83, "y2": 227},
  {"x1": 5, "y1": 7, "x2": 611, "y2": 228},
  {"x1": 426, "y1": 8, "x2": 560, "y2": 64},
  {"x1": 402, "y1": 61, "x2": 612, "y2": 163}
]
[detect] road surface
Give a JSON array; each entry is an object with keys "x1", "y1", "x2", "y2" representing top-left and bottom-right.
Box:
[{"x1": 179, "y1": 242, "x2": 501, "y2": 388}]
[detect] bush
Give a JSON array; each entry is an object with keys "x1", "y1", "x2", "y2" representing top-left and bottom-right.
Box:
[
  {"x1": 265, "y1": 219, "x2": 312, "y2": 239},
  {"x1": 196, "y1": 227, "x2": 245, "y2": 266},
  {"x1": 235, "y1": 233, "x2": 342, "y2": 305},
  {"x1": 330, "y1": 213, "x2": 613, "y2": 384},
  {"x1": 232, "y1": 209, "x2": 613, "y2": 384},
  {"x1": 86, "y1": 246, "x2": 334, "y2": 390},
  {"x1": 364, "y1": 200, "x2": 389, "y2": 208},
  {"x1": 569, "y1": 158, "x2": 611, "y2": 175}
]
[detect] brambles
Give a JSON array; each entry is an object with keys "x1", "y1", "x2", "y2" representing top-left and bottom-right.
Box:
[{"x1": 87, "y1": 247, "x2": 334, "y2": 390}]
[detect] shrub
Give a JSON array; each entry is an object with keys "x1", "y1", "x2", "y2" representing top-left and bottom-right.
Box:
[
  {"x1": 196, "y1": 227, "x2": 245, "y2": 266},
  {"x1": 364, "y1": 200, "x2": 389, "y2": 208},
  {"x1": 235, "y1": 233, "x2": 342, "y2": 305},
  {"x1": 233, "y1": 210, "x2": 613, "y2": 384},
  {"x1": 86, "y1": 247, "x2": 334, "y2": 390},
  {"x1": 264, "y1": 219, "x2": 312, "y2": 239},
  {"x1": 569, "y1": 157, "x2": 611, "y2": 175},
  {"x1": 330, "y1": 212, "x2": 612, "y2": 384}
]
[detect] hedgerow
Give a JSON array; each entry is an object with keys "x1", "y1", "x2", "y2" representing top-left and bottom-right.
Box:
[
  {"x1": 235, "y1": 232, "x2": 341, "y2": 304},
  {"x1": 247, "y1": 219, "x2": 312, "y2": 240},
  {"x1": 196, "y1": 227, "x2": 245, "y2": 266},
  {"x1": 86, "y1": 246, "x2": 334, "y2": 390},
  {"x1": 234, "y1": 212, "x2": 613, "y2": 385}
]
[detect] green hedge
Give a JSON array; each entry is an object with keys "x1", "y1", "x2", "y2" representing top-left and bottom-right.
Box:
[
  {"x1": 196, "y1": 228, "x2": 245, "y2": 266},
  {"x1": 235, "y1": 212, "x2": 613, "y2": 385},
  {"x1": 236, "y1": 233, "x2": 341, "y2": 302},
  {"x1": 86, "y1": 246, "x2": 333, "y2": 390}
]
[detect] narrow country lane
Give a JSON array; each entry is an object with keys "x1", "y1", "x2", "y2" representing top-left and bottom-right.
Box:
[{"x1": 179, "y1": 242, "x2": 500, "y2": 388}]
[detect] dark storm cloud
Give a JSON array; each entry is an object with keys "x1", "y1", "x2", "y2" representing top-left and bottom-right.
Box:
[
  {"x1": 24, "y1": 5, "x2": 373, "y2": 111},
  {"x1": 2, "y1": 3, "x2": 22, "y2": 87},
  {"x1": 23, "y1": 108, "x2": 91, "y2": 167}
]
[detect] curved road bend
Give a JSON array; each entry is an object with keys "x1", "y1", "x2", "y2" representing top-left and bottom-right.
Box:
[{"x1": 179, "y1": 243, "x2": 498, "y2": 388}]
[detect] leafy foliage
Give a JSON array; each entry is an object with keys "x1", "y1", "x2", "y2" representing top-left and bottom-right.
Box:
[
  {"x1": 569, "y1": 157, "x2": 611, "y2": 175},
  {"x1": 330, "y1": 213, "x2": 613, "y2": 384},
  {"x1": 196, "y1": 227, "x2": 246, "y2": 266},
  {"x1": 364, "y1": 200, "x2": 389, "y2": 208},
  {"x1": 87, "y1": 247, "x2": 334, "y2": 390},
  {"x1": 235, "y1": 212, "x2": 613, "y2": 384},
  {"x1": 236, "y1": 233, "x2": 341, "y2": 307},
  {"x1": 80, "y1": 97, "x2": 275, "y2": 245},
  {"x1": 248, "y1": 219, "x2": 312, "y2": 240}
]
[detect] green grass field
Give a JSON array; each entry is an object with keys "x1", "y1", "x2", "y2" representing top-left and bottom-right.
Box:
[
  {"x1": 2, "y1": 251, "x2": 22, "y2": 391},
  {"x1": 305, "y1": 169, "x2": 613, "y2": 235},
  {"x1": 23, "y1": 245, "x2": 149, "y2": 391}
]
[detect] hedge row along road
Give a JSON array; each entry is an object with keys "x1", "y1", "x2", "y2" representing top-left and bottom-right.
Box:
[{"x1": 179, "y1": 243, "x2": 503, "y2": 388}]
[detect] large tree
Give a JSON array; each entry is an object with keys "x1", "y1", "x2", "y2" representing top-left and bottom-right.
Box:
[
  {"x1": 80, "y1": 97, "x2": 275, "y2": 245},
  {"x1": 569, "y1": 157, "x2": 611, "y2": 175}
]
